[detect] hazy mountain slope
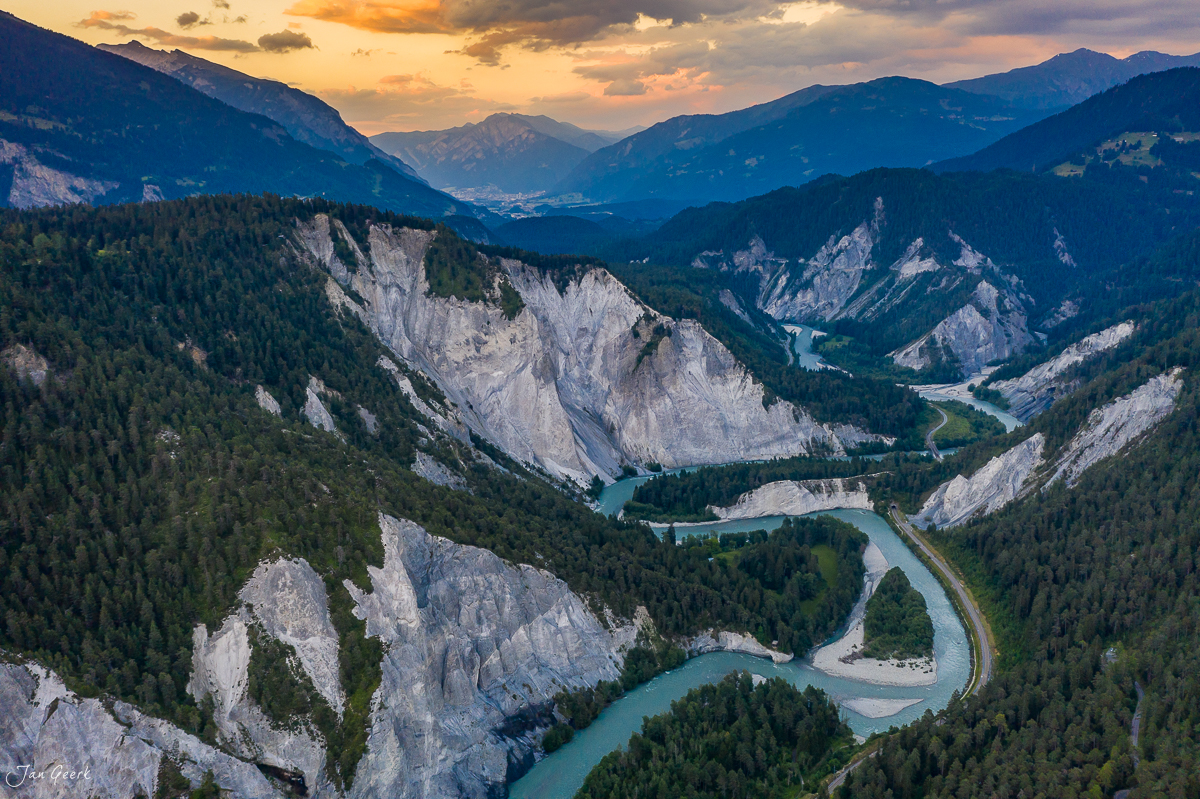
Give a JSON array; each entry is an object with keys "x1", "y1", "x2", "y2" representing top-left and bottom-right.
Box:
[
  {"x1": 556, "y1": 84, "x2": 836, "y2": 201},
  {"x1": 946, "y1": 47, "x2": 1200, "y2": 109},
  {"x1": 935, "y1": 67, "x2": 1200, "y2": 174},
  {"x1": 511, "y1": 114, "x2": 635, "y2": 151},
  {"x1": 371, "y1": 114, "x2": 592, "y2": 192},
  {"x1": 559, "y1": 79, "x2": 1043, "y2": 203},
  {"x1": 97, "y1": 41, "x2": 424, "y2": 183},
  {"x1": 0, "y1": 12, "x2": 467, "y2": 217}
]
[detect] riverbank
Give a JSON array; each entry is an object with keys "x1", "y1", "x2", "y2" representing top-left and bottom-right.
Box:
[
  {"x1": 810, "y1": 542, "x2": 937, "y2": 688},
  {"x1": 510, "y1": 508, "x2": 970, "y2": 799}
]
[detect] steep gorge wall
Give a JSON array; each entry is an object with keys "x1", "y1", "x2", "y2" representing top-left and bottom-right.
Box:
[{"x1": 295, "y1": 215, "x2": 880, "y2": 484}]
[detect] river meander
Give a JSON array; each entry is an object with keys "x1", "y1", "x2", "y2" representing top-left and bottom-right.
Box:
[
  {"x1": 510, "y1": 508, "x2": 971, "y2": 799},
  {"x1": 514, "y1": 333, "x2": 1010, "y2": 798}
]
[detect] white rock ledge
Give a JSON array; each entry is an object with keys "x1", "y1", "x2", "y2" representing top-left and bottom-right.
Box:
[
  {"x1": 711, "y1": 477, "x2": 872, "y2": 520},
  {"x1": 690, "y1": 631, "x2": 794, "y2": 665}
]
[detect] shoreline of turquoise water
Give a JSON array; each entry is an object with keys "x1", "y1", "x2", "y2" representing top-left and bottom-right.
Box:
[{"x1": 509, "y1": 508, "x2": 970, "y2": 799}]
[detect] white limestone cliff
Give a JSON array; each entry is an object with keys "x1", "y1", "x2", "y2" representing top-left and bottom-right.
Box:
[
  {"x1": 690, "y1": 206, "x2": 1035, "y2": 380},
  {"x1": 303, "y1": 376, "x2": 339, "y2": 435},
  {"x1": 239, "y1": 559, "x2": 346, "y2": 716},
  {"x1": 758, "y1": 218, "x2": 878, "y2": 321},
  {"x1": 991, "y1": 322, "x2": 1136, "y2": 420},
  {"x1": 0, "y1": 139, "x2": 118, "y2": 209},
  {"x1": 0, "y1": 660, "x2": 281, "y2": 799},
  {"x1": 913, "y1": 433, "x2": 1046, "y2": 529},
  {"x1": 710, "y1": 477, "x2": 873, "y2": 520},
  {"x1": 255, "y1": 385, "x2": 282, "y2": 417},
  {"x1": 1046, "y1": 369, "x2": 1184, "y2": 488},
  {"x1": 344, "y1": 513, "x2": 637, "y2": 799},
  {"x1": 294, "y1": 215, "x2": 882, "y2": 484},
  {"x1": 892, "y1": 281, "x2": 1034, "y2": 376},
  {"x1": 188, "y1": 575, "x2": 332, "y2": 796}
]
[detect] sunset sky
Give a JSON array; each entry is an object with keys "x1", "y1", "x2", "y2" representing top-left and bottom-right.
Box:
[{"x1": 11, "y1": 0, "x2": 1200, "y2": 134}]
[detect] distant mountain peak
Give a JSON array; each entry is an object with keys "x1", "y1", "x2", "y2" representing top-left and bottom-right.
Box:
[
  {"x1": 946, "y1": 46, "x2": 1200, "y2": 109},
  {"x1": 97, "y1": 40, "x2": 426, "y2": 183}
]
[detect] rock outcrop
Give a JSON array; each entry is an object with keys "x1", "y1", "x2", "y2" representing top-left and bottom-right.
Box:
[
  {"x1": 1046, "y1": 369, "x2": 1183, "y2": 488},
  {"x1": 0, "y1": 659, "x2": 281, "y2": 799},
  {"x1": 758, "y1": 217, "x2": 878, "y2": 321},
  {"x1": 188, "y1": 558, "x2": 341, "y2": 795},
  {"x1": 710, "y1": 477, "x2": 873, "y2": 520},
  {"x1": 345, "y1": 513, "x2": 636, "y2": 799},
  {"x1": 991, "y1": 321, "x2": 1136, "y2": 420},
  {"x1": 892, "y1": 281, "x2": 1034, "y2": 376},
  {"x1": 689, "y1": 203, "x2": 1037, "y2": 380},
  {"x1": 689, "y1": 631, "x2": 794, "y2": 664},
  {"x1": 1, "y1": 344, "x2": 49, "y2": 386},
  {"x1": 255, "y1": 385, "x2": 282, "y2": 417},
  {"x1": 913, "y1": 433, "x2": 1046, "y2": 529},
  {"x1": 294, "y1": 215, "x2": 881, "y2": 484},
  {"x1": 411, "y1": 451, "x2": 468, "y2": 490},
  {"x1": 303, "y1": 376, "x2": 339, "y2": 435},
  {"x1": 0, "y1": 139, "x2": 117, "y2": 208}
]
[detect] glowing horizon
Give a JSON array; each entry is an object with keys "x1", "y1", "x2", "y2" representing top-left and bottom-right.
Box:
[{"x1": 10, "y1": 0, "x2": 1200, "y2": 135}]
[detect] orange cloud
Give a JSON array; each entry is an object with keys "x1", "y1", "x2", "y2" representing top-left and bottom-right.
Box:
[
  {"x1": 78, "y1": 10, "x2": 260, "y2": 50},
  {"x1": 285, "y1": 0, "x2": 447, "y2": 35}
]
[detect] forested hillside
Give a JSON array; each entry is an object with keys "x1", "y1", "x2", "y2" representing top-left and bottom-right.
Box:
[
  {"x1": 937, "y1": 66, "x2": 1200, "y2": 174},
  {"x1": 837, "y1": 287, "x2": 1200, "y2": 797},
  {"x1": 604, "y1": 164, "x2": 1200, "y2": 375}
]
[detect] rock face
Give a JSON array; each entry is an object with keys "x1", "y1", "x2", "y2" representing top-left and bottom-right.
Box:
[
  {"x1": 239, "y1": 559, "x2": 346, "y2": 716},
  {"x1": 1, "y1": 344, "x2": 49, "y2": 385},
  {"x1": 759, "y1": 215, "x2": 878, "y2": 321},
  {"x1": 0, "y1": 660, "x2": 281, "y2": 799},
  {"x1": 892, "y1": 281, "x2": 1034, "y2": 376},
  {"x1": 411, "y1": 451, "x2": 468, "y2": 490},
  {"x1": 0, "y1": 139, "x2": 118, "y2": 208},
  {"x1": 294, "y1": 214, "x2": 881, "y2": 484},
  {"x1": 710, "y1": 477, "x2": 873, "y2": 520},
  {"x1": 303, "y1": 376, "x2": 339, "y2": 435},
  {"x1": 991, "y1": 321, "x2": 1136, "y2": 420},
  {"x1": 188, "y1": 558, "x2": 339, "y2": 795},
  {"x1": 255, "y1": 385, "x2": 282, "y2": 417},
  {"x1": 1046, "y1": 369, "x2": 1183, "y2": 488},
  {"x1": 345, "y1": 513, "x2": 635, "y2": 799},
  {"x1": 913, "y1": 433, "x2": 1046, "y2": 529}
]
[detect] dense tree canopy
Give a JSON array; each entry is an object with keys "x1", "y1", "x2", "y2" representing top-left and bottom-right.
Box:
[{"x1": 575, "y1": 672, "x2": 849, "y2": 799}]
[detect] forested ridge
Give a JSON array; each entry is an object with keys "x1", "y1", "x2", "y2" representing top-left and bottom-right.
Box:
[
  {"x1": 0, "y1": 195, "x2": 879, "y2": 782},
  {"x1": 575, "y1": 672, "x2": 850, "y2": 799}
]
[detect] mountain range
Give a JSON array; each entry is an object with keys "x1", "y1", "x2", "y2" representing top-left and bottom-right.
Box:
[
  {"x1": 946, "y1": 46, "x2": 1200, "y2": 109},
  {"x1": 364, "y1": 47, "x2": 1200, "y2": 206},
  {"x1": 370, "y1": 114, "x2": 639, "y2": 194},
  {"x1": 97, "y1": 41, "x2": 425, "y2": 184},
  {"x1": 0, "y1": 12, "x2": 470, "y2": 219}
]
